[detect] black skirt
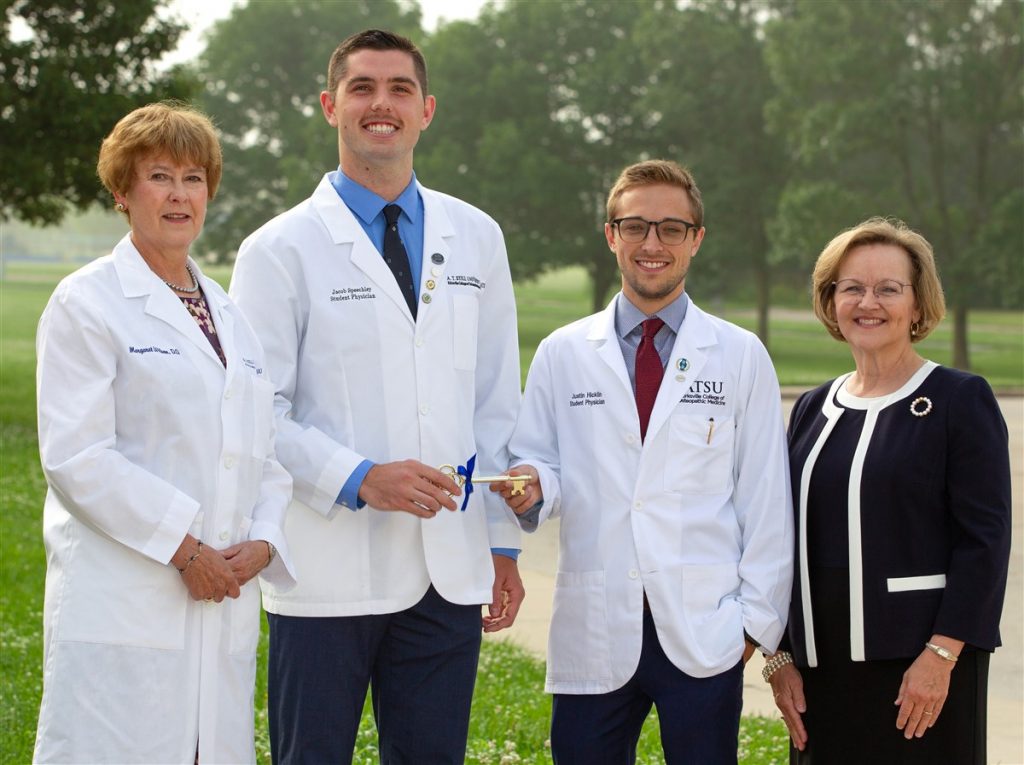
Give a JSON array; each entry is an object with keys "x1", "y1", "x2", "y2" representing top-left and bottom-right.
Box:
[{"x1": 792, "y1": 568, "x2": 989, "y2": 765}]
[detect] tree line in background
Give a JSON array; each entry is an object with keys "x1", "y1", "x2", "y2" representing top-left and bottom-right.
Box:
[{"x1": 3, "y1": 0, "x2": 1021, "y2": 368}]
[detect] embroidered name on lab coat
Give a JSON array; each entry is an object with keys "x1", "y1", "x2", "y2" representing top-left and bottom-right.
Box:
[
  {"x1": 569, "y1": 391, "x2": 605, "y2": 407},
  {"x1": 330, "y1": 286, "x2": 377, "y2": 303},
  {"x1": 128, "y1": 345, "x2": 181, "y2": 356},
  {"x1": 680, "y1": 379, "x2": 727, "y2": 406},
  {"x1": 242, "y1": 357, "x2": 263, "y2": 374},
  {"x1": 447, "y1": 275, "x2": 485, "y2": 289}
]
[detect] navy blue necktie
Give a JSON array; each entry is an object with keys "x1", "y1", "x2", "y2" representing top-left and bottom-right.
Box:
[{"x1": 383, "y1": 204, "x2": 417, "y2": 318}]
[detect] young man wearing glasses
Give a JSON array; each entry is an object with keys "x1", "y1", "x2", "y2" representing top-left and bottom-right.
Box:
[{"x1": 493, "y1": 160, "x2": 794, "y2": 763}]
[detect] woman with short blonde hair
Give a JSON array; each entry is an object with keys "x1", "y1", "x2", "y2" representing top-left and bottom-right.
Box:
[
  {"x1": 33, "y1": 101, "x2": 294, "y2": 764},
  {"x1": 765, "y1": 217, "x2": 1010, "y2": 765}
]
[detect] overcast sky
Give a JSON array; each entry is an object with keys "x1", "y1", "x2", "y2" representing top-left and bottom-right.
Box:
[{"x1": 161, "y1": 0, "x2": 490, "y2": 67}]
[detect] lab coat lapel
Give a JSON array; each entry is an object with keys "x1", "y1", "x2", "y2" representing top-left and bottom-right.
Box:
[
  {"x1": 199, "y1": 270, "x2": 236, "y2": 372},
  {"x1": 311, "y1": 175, "x2": 414, "y2": 325},
  {"x1": 644, "y1": 302, "x2": 715, "y2": 442},
  {"x1": 112, "y1": 235, "x2": 225, "y2": 368},
  {"x1": 586, "y1": 299, "x2": 633, "y2": 401},
  {"x1": 417, "y1": 188, "x2": 456, "y2": 323}
]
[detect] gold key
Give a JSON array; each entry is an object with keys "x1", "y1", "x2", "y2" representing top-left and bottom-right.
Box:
[{"x1": 439, "y1": 465, "x2": 533, "y2": 496}]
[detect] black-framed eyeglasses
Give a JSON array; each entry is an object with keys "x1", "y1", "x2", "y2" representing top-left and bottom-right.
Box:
[
  {"x1": 831, "y1": 278, "x2": 913, "y2": 302},
  {"x1": 610, "y1": 217, "x2": 699, "y2": 245}
]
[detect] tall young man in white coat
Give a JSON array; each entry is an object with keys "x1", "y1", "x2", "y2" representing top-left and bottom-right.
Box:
[
  {"x1": 494, "y1": 160, "x2": 794, "y2": 764},
  {"x1": 230, "y1": 29, "x2": 525, "y2": 764}
]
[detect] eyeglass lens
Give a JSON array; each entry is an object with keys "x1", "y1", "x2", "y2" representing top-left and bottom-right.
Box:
[{"x1": 833, "y1": 279, "x2": 908, "y2": 300}]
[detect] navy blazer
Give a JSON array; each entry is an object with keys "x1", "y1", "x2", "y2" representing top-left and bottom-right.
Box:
[{"x1": 785, "y1": 363, "x2": 1011, "y2": 666}]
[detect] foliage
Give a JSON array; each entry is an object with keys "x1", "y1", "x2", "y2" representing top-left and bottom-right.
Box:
[
  {"x1": 632, "y1": 0, "x2": 785, "y2": 343},
  {"x1": 420, "y1": 0, "x2": 785, "y2": 321},
  {"x1": 763, "y1": 0, "x2": 1024, "y2": 366},
  {"x1": 416, "y1": 1, "x2": 652, "y2": 311},
  {"x1": 194, "y1": 0, "x2": 421, "y2": 259},
  {"x1": 0, "y1": 0, "x2": 197, "y2": 224}
]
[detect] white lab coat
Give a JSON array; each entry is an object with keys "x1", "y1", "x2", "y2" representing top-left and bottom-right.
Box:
[
  {"x1": 33, "y1": 235, "x2": 295, "y2": 764},
  {"x1": 230, "y1": 175, "x2": 521, "y2": 616},
  {"x1": 510, "y1": 296, "x2": 793, "y2": 693}
]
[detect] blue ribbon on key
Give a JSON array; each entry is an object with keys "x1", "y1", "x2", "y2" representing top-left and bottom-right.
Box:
[{"x1": 456, "y1": 454, "x2": 476, "y2": 511}]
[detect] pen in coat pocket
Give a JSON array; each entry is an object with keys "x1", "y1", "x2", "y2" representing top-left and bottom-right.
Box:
[{"x1": 706, "y1": 417, "x2": 715, "y2": 444}]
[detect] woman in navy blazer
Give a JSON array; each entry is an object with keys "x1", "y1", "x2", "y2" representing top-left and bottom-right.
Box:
[{"x1": 764, "y1": 218, "x2": 1011, "y2": 764}]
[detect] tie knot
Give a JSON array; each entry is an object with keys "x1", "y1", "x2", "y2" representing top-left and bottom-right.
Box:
[
  {"x1": 642, "y1": 317, "x2": 664, "y2": 340},
  {"x1": 384, "y1": 204, "x2": 402, "y2": 226}
]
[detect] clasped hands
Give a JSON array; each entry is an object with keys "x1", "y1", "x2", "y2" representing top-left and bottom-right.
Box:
[{"x1": 171, "y1": 534, "x2": 271, "y2": 602}]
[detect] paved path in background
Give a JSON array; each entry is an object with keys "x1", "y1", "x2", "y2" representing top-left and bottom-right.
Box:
[{"x1": 486, "y1": 396, "x2": 1023, "y2": 765}]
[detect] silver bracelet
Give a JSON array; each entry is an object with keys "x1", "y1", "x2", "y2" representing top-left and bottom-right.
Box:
[
  {"x1": 175, "y1": 540, "x2": 204, "y2": 574},
  {"x1": 924, "y1": 642, "x2": 958, "y2": 662},
  {"x1": 762, "y1": 650, "x2": 794, "y2": 682}
]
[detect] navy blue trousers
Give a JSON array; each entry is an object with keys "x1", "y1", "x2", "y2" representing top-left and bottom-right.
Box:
[
  {"x1": 551, "y1": 609, "x2": 743, "y2": 765},
  {"x1": 267, "y1": 586, "x2": 481, "y2": 765}
]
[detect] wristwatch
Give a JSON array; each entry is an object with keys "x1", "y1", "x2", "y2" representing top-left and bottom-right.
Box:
[
  {"x1": 265, "y1": 541, "x2": 277, "y2": 566},
  {"x1": 744, "y1": 630, "x2": 766, "y2": 654}
]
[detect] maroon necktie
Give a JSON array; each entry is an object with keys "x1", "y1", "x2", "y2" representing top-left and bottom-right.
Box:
[{"x1": 635, "y1": 317, "x2": 665, "y2": 442}]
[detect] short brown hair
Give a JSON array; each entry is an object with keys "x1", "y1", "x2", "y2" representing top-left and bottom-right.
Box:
[
  {"x1": 812, "y1": 217, "x2": 946, "y2": 343},
  {"x1": 326, "y1": 29, "x2": 428, "y2": 96},
  {"x1": 606, "y1": 159, "x2": 704, "y2": 228},
  {"x1": 97, "y1": 101, "x2": 223, "y2": 209}
]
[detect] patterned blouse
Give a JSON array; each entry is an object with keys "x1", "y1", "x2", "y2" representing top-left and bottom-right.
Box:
[{"x1": 180, "y1": 293, "x2": 226, "y2": 367}]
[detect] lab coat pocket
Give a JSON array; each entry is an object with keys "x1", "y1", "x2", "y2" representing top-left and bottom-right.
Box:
[
  {"x1": 57, "y1": 530, "x2": 187, "y2": 650},
  {"x1": 249, "y1": 377, "x2": 275, "y2": 459},
  {"x1": 680, "y1": 563, "x2": 742, "y2": 668},
  {"x1": 665, "y1": 414, "x2": 735, "y2": 494},
  {"x1": 549, "y1": 570, "x2": 611, "y2": 680},
  {"x1": 229, "y1": 580, "x2": 262, "y2": 657},
  {"x1": 452, "y1": 294, "x2": 479, "y2": 371}
]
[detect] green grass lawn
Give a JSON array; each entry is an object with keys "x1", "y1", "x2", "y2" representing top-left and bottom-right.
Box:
[{"x1": 2, "y1": 262, "x2": 1021, "y2": 763}]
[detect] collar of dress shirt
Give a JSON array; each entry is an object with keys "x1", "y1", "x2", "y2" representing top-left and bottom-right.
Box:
[
  {"x1": 614, "y1": 289, "x2": 690, "y2": 342},
  {"x1": 329, "y1": 168, "x2": 421, "y2": 227}
]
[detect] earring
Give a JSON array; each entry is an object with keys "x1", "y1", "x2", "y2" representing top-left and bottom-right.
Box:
[
  {"x1": 115, "y1": 202, "x2": 126, "y2": 212},
  {"x1": 911, "y1": 321, "x2": 921, "y2": 336}
]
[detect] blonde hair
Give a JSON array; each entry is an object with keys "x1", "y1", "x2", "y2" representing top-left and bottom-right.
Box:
[
  {"x1": 811, "y1": 217, "x2": 946, "y2": 342},
  {"x1": 97, "y1": 101, "x2": 223, "y2": 214},
  {"x1": 606, "y1": 159, "x2": 704, "y2": 228}
]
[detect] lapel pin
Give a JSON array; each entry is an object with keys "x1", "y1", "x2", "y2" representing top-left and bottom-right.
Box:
[
  {"x1": 431, "y1": 253, "x2": 445, "y2": 264},
  {"x1": 909, "y1": 397, "x2": 932, "y2": 417},
  {"x1": 676, "y1": 358, "x2": 689, "y2": 372}
]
